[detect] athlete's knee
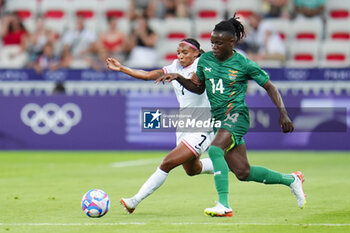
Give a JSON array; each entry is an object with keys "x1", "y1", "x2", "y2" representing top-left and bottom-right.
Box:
[
  {"x1": 184, "y1": 166, "x2": 202, "y2": 176},
  {"x1": 184, "y1": 168, "x2": 200, "y2": 176},
  {"x1": 160, "y1": 157, "x2": 178, "y2": 173},
  {"x1": 234, "y1": 166, "x2": 250, "y2": 181}
]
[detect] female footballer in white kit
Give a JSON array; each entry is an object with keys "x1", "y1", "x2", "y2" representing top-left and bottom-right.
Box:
[{"x1": 106, "y1": 38, "x2": 214, "y2": 214}]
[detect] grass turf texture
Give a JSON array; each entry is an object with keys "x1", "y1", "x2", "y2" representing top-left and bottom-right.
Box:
[{"x1": 0, "y1": 151, "x2": 349, "y2": 233}]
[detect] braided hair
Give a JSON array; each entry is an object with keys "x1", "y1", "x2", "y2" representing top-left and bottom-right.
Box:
[
  {"x1": 213, "y1": 14, "x2": 246, "y2": 44},
  {"x1": 181, "y1": 38, "x2": 205, "y2": 57}
]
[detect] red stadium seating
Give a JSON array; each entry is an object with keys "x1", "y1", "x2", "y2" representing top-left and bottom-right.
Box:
[{"x1": 326, "y1": 0, "x2": 350, "y2": 19}]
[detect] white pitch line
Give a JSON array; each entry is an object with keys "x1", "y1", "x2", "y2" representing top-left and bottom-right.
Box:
[
  {"x1": 0, "y1": 222, "x2": 349, "y2": 227},
  {"x1": 111, "y1": 158, "x2": 161, "y2": 168}
]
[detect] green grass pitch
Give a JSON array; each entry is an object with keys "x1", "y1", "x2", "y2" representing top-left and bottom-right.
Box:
[{"x1": 0, "y1": 150, "x2": 349, "y2": 233}]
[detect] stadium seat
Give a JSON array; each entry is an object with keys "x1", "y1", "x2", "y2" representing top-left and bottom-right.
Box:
[
  {"x1": 290, "y1": 18, "x2": 323, "y2": 41},
  {"x1": 4, "y1": 0, "x2": 38, "y2": 20},
  {"x1": 326, "y1": 19, "x2": 350, "y2": 41},
  {"x1": 71, "y1": 0, "x2": 100, "y2": 32},
  {"x1": 99, "y1": 17, "x2": 131, "y2": 35},
  {"x1": 262, "y1": 18, "x2": 291, "y2": 42},
  {"x1": 100, "y1": 0, "x2": 129, "y2": 19},
  {"x1": 227, "y1": 0, "x2": 262, "y2": 19},
  {"x1": 40, "y1": 0, "x2": 71, "y2": 35},
  {"x1": 198, "y1": 40, "x2": 212, "y2": 53},
  {"x1": 158, "y1": 18, "x2": 192, "y2": 41},
  {"x1": 4, "y1": 0, "x2": 38, "y2": 32},
  {"x1": 319, "y1": 40, "x2": 350, "y2": 67},
  {"x1": 0, "y1": 46, "x2": 28, "y2": 68},
  {"x1": 326, "y1": 0, "x2": 350, "y2": 19},
  {"x1": 192, "y1": 0, "x2": 225, "y2": 20},
  {"x1": 286, "y1": 41, "x2": 320, "y2": 67},
  {"x1": 193, "y1": 19, "x2": 217, "y2": 41},
  {"x1": 156, "y1": 41, "x2": 180, "y2": 67}
]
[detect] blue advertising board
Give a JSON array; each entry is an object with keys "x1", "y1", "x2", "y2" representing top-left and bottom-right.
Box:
[
  {"x1": 1, "y1": 68, "x2": 350, "y2": 81},
  {"x1": 0, "y1": 92, "x2": 349, "y2": 150}
]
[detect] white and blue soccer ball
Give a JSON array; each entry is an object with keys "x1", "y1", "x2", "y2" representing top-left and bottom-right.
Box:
[{"x1": 81, "y1": 189, "x2": 110, "y2": 218}]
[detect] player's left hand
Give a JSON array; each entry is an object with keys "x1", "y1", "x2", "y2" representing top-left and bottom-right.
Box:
[
  {"x1": 279, "y1": 114, "x2": 294, "y2": 133},
  {"x1": 155, "y1": 73, "x2": 178, "y2": 84}
]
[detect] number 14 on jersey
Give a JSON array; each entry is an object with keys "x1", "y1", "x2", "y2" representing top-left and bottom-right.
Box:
[{"x1": 209, "y1": 78, "x2": 224, "y2": 94}]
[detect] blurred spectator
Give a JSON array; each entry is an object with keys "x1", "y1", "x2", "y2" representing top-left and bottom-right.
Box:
[
  {"x1": 87, "y1": 47, "x2": 110, "y2": 71},
  {"x1": 0, "y1": 12, "x2": 29, "y2": 68},
  {"x1": 159, "y1": 0, "x2": 190, "y2": 18},
  {"x1": 125, "y1": 15, "x2": 158, "y2": 68},
  {"x1": 27, "y1": 16, "x2": 58, "y2": 67},
  {"x1": 32, "y1": 42, "x2": 61, "y2": 73},
  {"x1": 98, "y1": 16, "x2": 127, "y2": 61},
  {"x1": 0, "y1": 0, "x2": 6, "y2": 15},
  {"x1": 129, "y1": 0, "x2": 156, "y2": 20},
  {"x1": 52, "y1": 82, "x2": 66, "y2": 95},
  {"x1": 244, "y1": 12, "x2": 286, "y2": 64},
  {"x1": 293, "y1": 0, "x2": 325, "y2": 19},
  {"x1": 61, "y1": 16, "x2": 97, "y2": 68},
  {"x1": 262, "y1": 0, "x2": 290, "y2": 18}
]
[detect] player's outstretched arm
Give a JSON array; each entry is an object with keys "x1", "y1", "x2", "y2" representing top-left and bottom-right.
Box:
[
  {"x1": 106, "y1": 58, "x2": 163, "y2": 80},
  {"x1": 263, "y1": 80, "x2": 294, "y2": 133},
  {"x1": 155, "y1": 73, "x2": 205, "y2": 94}
]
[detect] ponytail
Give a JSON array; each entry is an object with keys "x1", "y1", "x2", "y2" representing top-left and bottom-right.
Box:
[{"x1": 213, "y1": 13, "x2": 246, "y2": 43}]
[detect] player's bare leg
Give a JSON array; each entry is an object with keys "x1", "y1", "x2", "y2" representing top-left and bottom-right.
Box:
[
  {"x1": 224, "y1": 144, "x2": 250, "y2": 181},
  {"x1": 121, "y1": 143, "x2": 213, "y2": 214},
  {"x1": 225, "y1": 144, "x2": 306, "y2": 208}
]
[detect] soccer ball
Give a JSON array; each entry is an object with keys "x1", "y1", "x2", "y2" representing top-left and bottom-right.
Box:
[{"x1": 81, "y1": 189, "x2": 110, "y2": 218}]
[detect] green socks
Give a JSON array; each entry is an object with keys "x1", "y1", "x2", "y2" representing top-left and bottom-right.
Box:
[
  {"x1": 246, "y1": 165, "x2": 295, "y2": 186},
  {"x1": 208, "y1": 146, "x2": 229, "y2": 208}
]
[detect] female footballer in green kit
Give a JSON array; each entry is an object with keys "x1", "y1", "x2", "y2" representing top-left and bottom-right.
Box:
[{"x1": 157, "y1": 15, "x2": 306, "y2": 217}]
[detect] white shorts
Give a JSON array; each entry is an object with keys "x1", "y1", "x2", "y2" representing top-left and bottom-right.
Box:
[{"x1": 176, "y1": 131, "x2": 215, "y2": 157}]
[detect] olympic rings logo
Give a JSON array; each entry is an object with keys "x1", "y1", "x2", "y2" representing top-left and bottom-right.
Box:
[{"x1": 21, "y1": 103, "x2": 82, "y2": 135}]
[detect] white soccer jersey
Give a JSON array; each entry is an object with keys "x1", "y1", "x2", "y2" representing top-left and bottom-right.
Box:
[
  {"x1": 162, "y1": 58, "x2": 214, "y2": 156},
  {"x1": 162, "y1": 58, "x2": 210, "y2": 108}
]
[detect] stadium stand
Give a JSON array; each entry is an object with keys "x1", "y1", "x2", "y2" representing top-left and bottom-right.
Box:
[
  {"x1": 262, "y1": 18, "x2": 291, "y2": 42},
  {"x1": 156, "y1": 40, "x2": 179, "y2": 67},
  {"x1": 40, "y1": 0, "x2": 71, "y2": 35},
  {"x1": 0, "y1": 0, "x2": 349, "y2": 69},
  {"x1": 158, "y1": 18, "x2": 192, "y2": 41},
  {"x1": 4, "y1": 0, "x2": 38, "y2": 32},
  {"x1": 326, "y1": 0, "x2": 350, "y2": 20},
  {"x1": 192, "y1": 0, "x2": 225, "y2": 20},
  {"x1": 319, "y1": 40, "x2": 350, "y2": 67},
  {"x1": 286, "y1": 41, "x2": 320, "y2": 68},
  {"x1": 100, "y1": 0, "x2": 129, "y2": 19},
  {"x1": 70, "y1": 0, "x2": 100, "y2": 33},
  {"x1": 326, "y1": 19, "x2": 350, "y2": 41},
  {"x1": 290, "y1": 18, "x2": 323, "y2": 42},
  {"x1": 227, "y1": 0, "x2": 262, "y2": 19}
]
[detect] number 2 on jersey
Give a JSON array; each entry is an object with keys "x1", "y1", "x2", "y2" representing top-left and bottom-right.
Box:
[{"x1": 209, "y1": 78, "x2": 224, "y2": 94}]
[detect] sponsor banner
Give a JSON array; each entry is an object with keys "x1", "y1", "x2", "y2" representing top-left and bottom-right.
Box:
[
  {"x1": 140, "y1": 107, "x2": 347, "y2": 133},
  {"x1": 142, "y1": 108, "x2": 218, "y2": 132},
  {"x1": 0, "y1": 95, "x2": 129, "y2": 150},
  {"x1": 0, "y1": 93, "x2": 349, "y2": 150},
  {"x1": 1, "y1": 68, "x2": 350, "y2": 81}
]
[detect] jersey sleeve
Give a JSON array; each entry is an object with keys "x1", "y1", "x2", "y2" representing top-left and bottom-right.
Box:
[
  {"x1": 246, "y1": 59, "x2": 269, "y2": 87},
  {"x1": 162, "y1": 59, "x2": 178, "y2": 74},
  {"x1": 196, "y1": 56, "x2": 205, "y2": 82}
]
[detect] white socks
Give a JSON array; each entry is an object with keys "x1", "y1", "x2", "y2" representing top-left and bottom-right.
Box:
[
  {"x1": 133, "y1": 167, "x2": 168, "y2": 203},
  {"x1": 132, "y1": 158, "x2": 213, "y2": 203},
  {"x1": 200, "y1": 158, "x2": 214, "y2": 174}
]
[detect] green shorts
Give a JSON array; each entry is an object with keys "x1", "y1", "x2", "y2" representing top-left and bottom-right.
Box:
[{"x1": 213, "y1": 111, "x2": 250, "y2": 151}]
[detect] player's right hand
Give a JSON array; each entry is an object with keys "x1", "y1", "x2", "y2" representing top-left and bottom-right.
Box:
[
  {"x1": 106, "y1": 58, "x2": 122, "y2": 71},
  {"x1": 155, "y1": 73, "x2": 178, "y2": 84}
]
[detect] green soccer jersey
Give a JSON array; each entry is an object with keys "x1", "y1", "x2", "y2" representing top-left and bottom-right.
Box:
[{"x1": 196, "y1": 51, "x2": 269, "y2": 119}]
